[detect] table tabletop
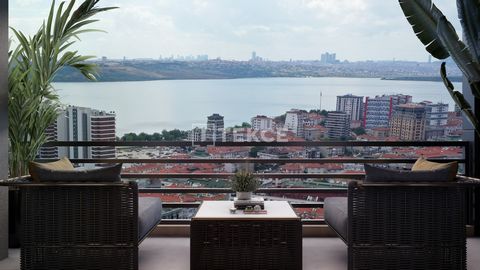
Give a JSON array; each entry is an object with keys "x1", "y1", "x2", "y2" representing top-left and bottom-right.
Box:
[{"x1": 192, "y1": 200, "x2": 300, "y2": 220}]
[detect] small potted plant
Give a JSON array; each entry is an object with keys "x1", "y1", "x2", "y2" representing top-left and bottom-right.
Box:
[{"x1": 231, "y1": 170, "x2": 260, "y2": 200}]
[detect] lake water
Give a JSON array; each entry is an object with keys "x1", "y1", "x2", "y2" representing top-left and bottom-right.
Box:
[{"x1": 53, "y1": 77, "x2": 461, "y2": 135}]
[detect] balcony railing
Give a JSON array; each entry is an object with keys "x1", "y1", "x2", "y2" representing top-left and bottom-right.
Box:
[{"x1": 39, "y1": 140, "x2": 473, "y2": 225}]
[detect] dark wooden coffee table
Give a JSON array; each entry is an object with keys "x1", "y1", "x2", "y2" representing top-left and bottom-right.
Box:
[{"x1": 190, "y1": 201, "x2": 302, "y2": 270}]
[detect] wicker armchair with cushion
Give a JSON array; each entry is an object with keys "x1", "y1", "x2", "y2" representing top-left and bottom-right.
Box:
[
  {"x1": 324, "y1": 160, "x2": 466, "y2": 270},
  {"x1": 15, "y1": 159, "x2": 163, "y2": 270}
]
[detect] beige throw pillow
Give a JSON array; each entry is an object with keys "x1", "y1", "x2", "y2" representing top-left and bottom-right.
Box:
[
  {"x1": 29, "y1": 157, "x2": 74, "y2": 181},
  {"x1": 412, "y1": 157, "x2": 458, "y2": 181}
]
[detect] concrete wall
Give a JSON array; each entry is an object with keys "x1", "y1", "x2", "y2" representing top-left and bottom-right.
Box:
[{"x1": 0, "y1": 0, "x2": 8, "y2": 260}]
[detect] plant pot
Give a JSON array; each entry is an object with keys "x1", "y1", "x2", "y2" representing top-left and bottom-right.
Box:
[{"x1": 236, "y1": 191, "x2": 252, "y2": 200}]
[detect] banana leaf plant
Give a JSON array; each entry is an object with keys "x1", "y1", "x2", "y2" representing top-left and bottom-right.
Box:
[
  {"x1": 399, "y1": 0, "x2": 480, "y2": 137},
  {"x1": 8, "y1": 0, "x2": 116, "y2": 177}
]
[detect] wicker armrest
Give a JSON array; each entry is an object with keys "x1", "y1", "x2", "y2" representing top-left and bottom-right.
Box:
[
  {"x1": 0, "y1": 175, "x2": 133, "y2": 187},
  {"x1": 456, "y1": 175, "x2": 480, "y2": 186},
  {"x1": 350, "y1": 177, "x2": 473, "y2": 188}
]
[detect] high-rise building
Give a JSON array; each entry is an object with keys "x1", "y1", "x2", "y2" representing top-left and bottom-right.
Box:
[
  {"x1": 251, "y1": 115, "x2": 274, "y2": 130},
  {"x1": 90, "y1": 110, "x2": 116, "y2": 159},
  {"x1": 206, "y1": 113, "x2": 224, "y2": 141},
  {"x1": 39, "y1": 122, "x2": 59, "y2": 159},
  {"x1": 364, "y1": 94, "x2": 412, "y2": 129},
  {"x1": 188, "y1": 127, "x2": 205, "y2": 142},
  {"x1": 285, "y1": 109, "x2": 307, "y2": 137},
  {"x1": 40, "y1": 106, "x2": 116, "y2": 163},
  {"x1": 320, "y1": 52, "x2": 337, "y2": 64},
  {"x1": 326, "y1": 111, "x2": 351, "y2": 139},
  {"x1": 420, "y1": 101, "x2": 449, "y2": 126},
  {"x1": 419, "y1": 101, "x2": 449, "y2": 140},
  {"x1": 389, "y1": 103, "x2": 426, "y2": 141},
  {"x1": 336, "y1": 94, "x2": 364, "y2": 121}
]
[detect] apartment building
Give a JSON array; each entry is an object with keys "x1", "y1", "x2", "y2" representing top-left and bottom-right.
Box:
[
  {"x1": 336, "y1": 94, "x2": 364, "y2": 121},
  {"x1": 285, "y1": 109, "x2": 308, "y2": 137},
  {"x1": 364, "y1": 94, "x2": 412, "y2": 129},
  {"x1": 389, "y1": 103, "x2": 426, "y2": 141},
  {"x1": 251, "y1": 115, "x2": 274, "y2": 130},
  {"x1": 326, "y1": 111, "x2": 351, "y2": 139},
  {"x1": 40, "y1": 106, "x2": 116, "y2": 163}
]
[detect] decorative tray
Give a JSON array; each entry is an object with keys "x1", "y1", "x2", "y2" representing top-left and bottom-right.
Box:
[{"x1": 243, "y1": 210, "x2": 268, "y2": 214}]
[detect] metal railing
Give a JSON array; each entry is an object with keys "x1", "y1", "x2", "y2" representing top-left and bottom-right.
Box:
[{"x1": 39, "y1": 140, "x2": 472, "y2": 225}]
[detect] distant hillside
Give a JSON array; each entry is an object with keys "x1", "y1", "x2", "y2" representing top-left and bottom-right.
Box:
[
  {"x1": 54, "y1": 60, "x2": 276, "y2": 82},
  {"x1": 382, "y1": 76, "x2": 463, "y2": 83},
  {"x1": 53, "y1": 59, "x2": 463, "y2": 82}
]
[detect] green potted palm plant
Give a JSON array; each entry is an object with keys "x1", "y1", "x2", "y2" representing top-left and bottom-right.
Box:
[
  {"x1": 8, "y1": 0, "x2": 116, "y2": 177},
  {"x1": 231, "y1": 170, "x2": 260, "y2": 200}
]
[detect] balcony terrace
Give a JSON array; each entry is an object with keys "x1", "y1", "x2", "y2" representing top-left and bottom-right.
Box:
[
  {"x1": 2, "y1": 140, "x2": 479, "y2": 269},
  {"x1": 1, "y1": 237, "x2": 480, "y2": 270}
]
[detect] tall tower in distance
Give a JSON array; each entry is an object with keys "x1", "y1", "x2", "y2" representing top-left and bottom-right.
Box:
[{"x1": 320, "y1": 52, "x2": 337, "y2": 64}]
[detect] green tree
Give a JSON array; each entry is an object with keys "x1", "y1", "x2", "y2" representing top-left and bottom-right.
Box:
[
  {"x1": 353, "y1": 127, "x2": 366, "y2": 135},
  {"x1": 234, "y1": 122, "x2": 251, "y2": 128},
  {"x1": 309, "y1": 109, "x2": 328, "y2": 116},
  {"x1": 273, "y1": 114, "x2": 286, "y2": 124},
  {"x1": 8, "y1": 0, "x2": 116, "y2": 176},
  {"x1": 120, "y1": 130, "x2": 188, "y2": 141},
  {"x1": 152, "y1": 132, "x2": 162, "y2": 141},
  {"x1": 249, "y1": 146, "x2": 265, "y2": 158}
]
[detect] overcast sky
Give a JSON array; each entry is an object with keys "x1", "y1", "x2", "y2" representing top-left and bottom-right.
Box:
[{"x1": 9, "y1": 0, "x2": 461, "y2": 62}]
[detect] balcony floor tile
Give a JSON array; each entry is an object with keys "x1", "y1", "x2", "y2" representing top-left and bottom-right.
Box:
[{"x1": 1, "y1": 237, "x2": 479, "y2": 270}]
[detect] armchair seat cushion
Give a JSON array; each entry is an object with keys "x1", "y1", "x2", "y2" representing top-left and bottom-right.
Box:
[
  {"x1": 324, "y1": 197, "x2": 348, "y2": 241},
  {"x1": 138, "y1": 197, "x2": 163, "y2": 241}
]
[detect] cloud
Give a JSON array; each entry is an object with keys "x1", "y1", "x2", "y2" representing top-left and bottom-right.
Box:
[
  {"x1": 12, "y1": 0, "x2": 43, "y2": 7},
  {"x1": 9, "y1": 0, "x2": 460, "y2": 61}
]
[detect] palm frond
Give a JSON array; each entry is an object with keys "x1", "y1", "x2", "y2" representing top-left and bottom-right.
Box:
[
  {"x1": 398, "y1": 0, "x2": 449, "y2": 59},
  {"x1": 457, "y1": 0, "x2": 480, "y2": 62},
  {"x1": 437, "y1": 16, "x2": 480, "y2": 93},
  {"x1": 440, "y1": 63, "x2": 480, "y2": 137}
]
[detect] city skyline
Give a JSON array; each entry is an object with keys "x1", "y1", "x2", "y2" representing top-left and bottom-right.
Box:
[
  {"x1": 123, "y1": 92, "x2": 458, "y2": 142},
  {"x1": 10, "y1": 0, "x2": 460, "y2": 62}
]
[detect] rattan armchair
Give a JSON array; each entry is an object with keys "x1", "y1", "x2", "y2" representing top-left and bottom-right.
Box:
[
  {"x1": 15, "y1": 180, "x2": 161, "y2": 270},
  {"x1": 325, "y1": 180, "x2": 467, "y2": 270}
]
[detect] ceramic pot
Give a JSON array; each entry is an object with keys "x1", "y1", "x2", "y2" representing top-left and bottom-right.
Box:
[{"x1": 236, "y1": 191, "x2": 252, "y2": 200}]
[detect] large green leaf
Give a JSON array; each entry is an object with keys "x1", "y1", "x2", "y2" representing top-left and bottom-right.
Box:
[
  {"x1": 457, "y1": 0, "x2": 480, "y2": 63},
  {"x1": 399, "y1": 0, "x2": 449, "y2": 59},
  {"x1": 437, "y1": 16, "x2": 480, "y2": 92},
  {"x1": 440, "y1": 63, "x2": 480, "y2": 137}
]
